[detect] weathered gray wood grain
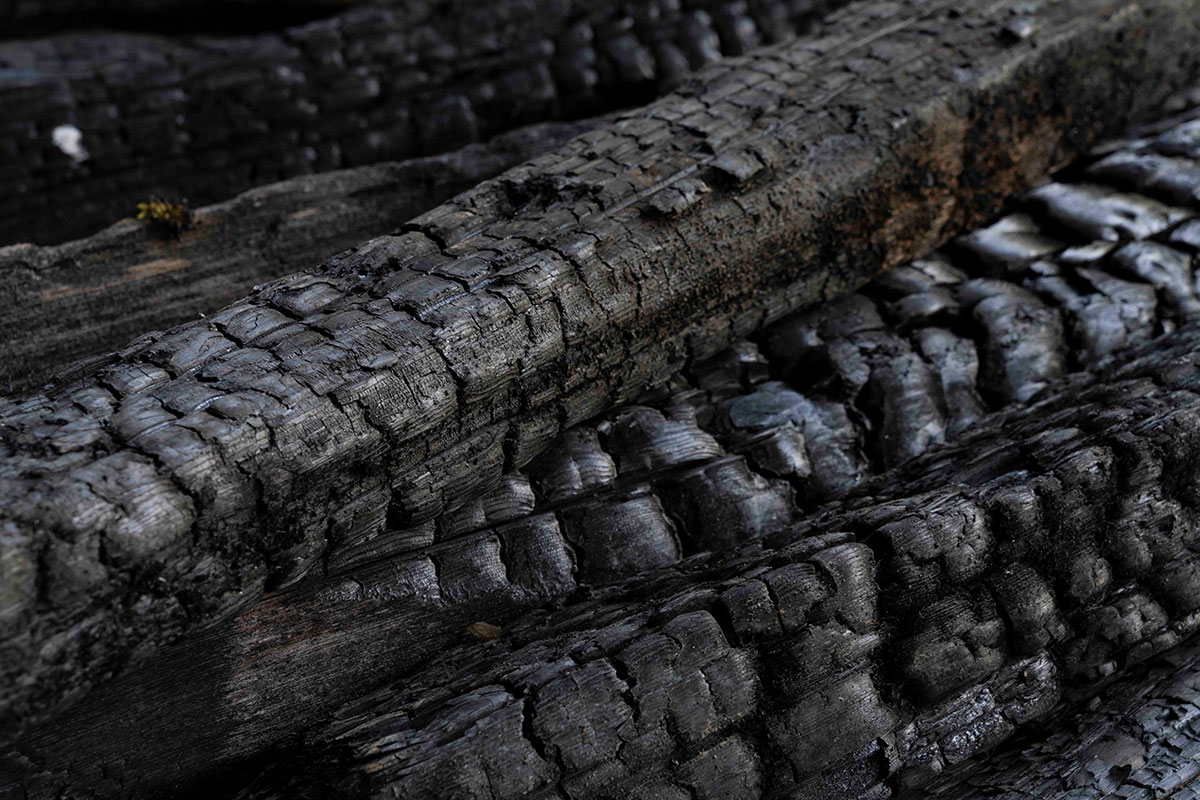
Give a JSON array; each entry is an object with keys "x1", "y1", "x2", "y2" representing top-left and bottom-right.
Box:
[{"x1": 0, "y1": 117, "x2": 602, "y2": 396}]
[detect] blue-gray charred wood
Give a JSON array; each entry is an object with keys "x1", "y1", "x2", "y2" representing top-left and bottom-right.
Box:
[
  {"x1": 918, "y1": 637, "x2": 1200, "y2": 799},
  {"x1": 225, "y1": 317, "x2": 1200, "y2": 799},
  {"x1": 3, "y1": 0, "x2": 1200, "y2": 743},
  {"x1": 9, "y1": 90, "x2": 1200, "y2": 799},
  {"x1": 0, "y1": 117, "x2": 602, "y2": 396},
  {"x1": 0, "y1": 0, "x2": 849, "y2": 246}
]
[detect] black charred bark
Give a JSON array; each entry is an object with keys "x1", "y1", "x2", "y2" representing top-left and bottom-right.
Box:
[
  {"x1": 227, "y1": 318, "x2": 1200, "y2": 799},
  {"x1": 3, "y1": 0, "x2": 1200, "y2": 743},
  {"x1": 6, "y1": 89, "x2": 1200, "y2": 799}
]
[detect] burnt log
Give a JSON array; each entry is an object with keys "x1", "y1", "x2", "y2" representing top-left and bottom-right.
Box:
[
  {"x1": 0, "y1": 117, "x2": 603, "y2": 396},
  {"x1": 3, "y1": 0, "x2": 1200, "y2": 739},
  {"x1": 0, "y1": 0, "x2": 849, "y2": 246},
  {"x1": 223, "y1": 318, "x2": 1200, "y2": 799},
  {"x1": 6, "y1": 102, "x2": 1200, "y2": 798}
]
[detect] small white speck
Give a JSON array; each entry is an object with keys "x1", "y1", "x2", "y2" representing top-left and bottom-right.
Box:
[{"x1": 51, "y1": 124, "x2": 89, "y2": 163}]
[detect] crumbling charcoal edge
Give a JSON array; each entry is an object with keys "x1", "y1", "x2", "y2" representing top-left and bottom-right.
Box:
[{"x1": 919, "y1": 635, "x2": 1200, "y2": 799}]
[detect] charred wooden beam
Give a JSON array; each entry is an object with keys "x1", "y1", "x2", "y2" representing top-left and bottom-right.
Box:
[
  {"x1": 0, "y1": 117, "x2": 603, "y2": 396},
  {"x1": 0, "y1": 0, "x2": 848, "y2": 246},
  {"x1": 6, "y1": 101, "x2": 1200, "y2": 799},
  {"x1": 221, "y1": 318, "x2": 1200, "y2": 799},
  {"x1": 3, "y1": 0, "x2": 1200, "y2": 743}
]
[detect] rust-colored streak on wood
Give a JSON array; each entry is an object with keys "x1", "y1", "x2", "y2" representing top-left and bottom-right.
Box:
[{"x1": 38, "y1": 258, "x2": 194, "y2": 303}]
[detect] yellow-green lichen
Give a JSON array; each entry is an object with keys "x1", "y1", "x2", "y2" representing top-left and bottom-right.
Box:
[{"x1": 136, "y1": 199, "x2": 192, "y2": 238}]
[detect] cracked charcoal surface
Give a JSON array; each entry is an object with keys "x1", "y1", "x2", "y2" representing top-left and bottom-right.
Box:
[
  {"x1": 318, "y1": 109, "x2": 1200, "y2": 584},
  {"x1": 921, "y1": 638, "x2": 1200, "y2": 799},
  {"x1": 229, "y1": 316, "x2": 1200, "y2": 799},
  {"x1": 10, "y1": 79, "x2": 1200, "y2": 800},
  {"x1": 0, "y1": 0, "x2": 851, "y2": 246},
  {"x1": 3, "y1": 0, "x2": 1200, "y2": 743}
]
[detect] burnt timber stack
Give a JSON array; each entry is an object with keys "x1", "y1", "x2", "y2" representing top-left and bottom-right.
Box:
[
  {"x1": 0, "y1": 116, "x2": 605, "y2": 395},
  {"x1": 12, "y1": 90, "x2": 1200, "y2": 800},
  {"x1": 4, "y1": 0, "x2": 1200, "y2": 798},
  {"x1": 0, "y1": 0, "x2": 852, "y2": 246},
  {"x1": 0, "y1": 0, "x2": 874, "y2": 395},
  {"x1": 230, "y1": 318, "x2": 1200, "y2": 798}
]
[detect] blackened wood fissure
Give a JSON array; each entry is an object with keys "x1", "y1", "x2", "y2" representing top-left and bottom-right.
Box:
[
  {"x1": 0, "y1": 116, "x2": 606, "y2": 397},
  {"x1": 0, "y1": 0, "x2": 851, "y2": 246},
  {"x1": 4, "y1": 0, "x2": 1200, "y2": 747},
  {"x1": 226, "y1": 318, "x2": 1200, "y2": 800},
  {"x1": 7, "y1": 104, "x2": 1200, "y2": 799}
]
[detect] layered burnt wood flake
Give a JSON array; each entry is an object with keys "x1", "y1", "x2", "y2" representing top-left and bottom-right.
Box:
[
  {"x1": 922, "y1": 640, "x2": 1200, "y2": 799},
  {"x1": 0, "y1": 116, "x2": 604, "y2": 396},
  {"x1": 8, "y1": 106, "x2": 1200, "y2": 799},
  {"x1": 0, "y1": 0, "x2": 851, "y2": 246},
  {"x1": 230, "y1": 320, "x2": 1200, "y2": 799},
  {"x1": 4, "y1": 0, "x2": 1200, "y2": 742}
]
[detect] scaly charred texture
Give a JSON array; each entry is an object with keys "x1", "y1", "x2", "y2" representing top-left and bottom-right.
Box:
[
  {"x1": 0, "y1": 117, "x2": 603, "y2": 396},
  {"x1": 109, "y1": 111, "x2": 1200, "y2": 598},
  {"x1": 311, "y1": 115, "x2": 1200, "y2": 584},
  {"x1": 3, "y1": 0, "x2": 1200, "y2": 741},
  {"x1": 227, "y1": 320, "x2": 1200, "y2": 799},
  {"x1": 938, "y1": 648, "x2": 1200, "y2": 800},
  {"x1": 6, "y1": 107, "x2": 1200, "y2": 799},
  {"x1": 914, "y1": 639, "x2": 1200, "y2": 798},
  {"x1": 0, "y1": 0, "x2": 850, "y2": 246}
]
